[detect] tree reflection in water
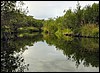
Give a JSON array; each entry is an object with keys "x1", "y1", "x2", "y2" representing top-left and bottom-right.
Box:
[
  {"x1": 1, "y1": 32, "x2": 43, "y2": 72},
  {"x1": 1, "y1": 32, "x2": 99, "y2": 72},
  {"x1": 43, "y1": 34, "x2": 99, "y2": 68},
  {"x1": 1, "y1": 35, "x2": 29, "y2": 72}
]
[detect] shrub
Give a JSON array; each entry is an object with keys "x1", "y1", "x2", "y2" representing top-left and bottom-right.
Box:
[{"x1": 81, "y1": 24, "x2": 99, "y2": 37}]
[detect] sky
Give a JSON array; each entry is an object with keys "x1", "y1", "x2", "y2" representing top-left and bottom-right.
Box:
[{"x1": 22, "y1": 1, "x2": 99, "y2": 20}]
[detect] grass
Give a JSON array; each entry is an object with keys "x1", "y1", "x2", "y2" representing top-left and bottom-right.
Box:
[{"x1": 81, "y1": 24, "x2": 99, "y2": 37}]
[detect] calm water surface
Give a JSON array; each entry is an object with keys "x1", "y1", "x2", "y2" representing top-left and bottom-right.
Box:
[{"x1": 1, "y1": 33, "x2": 99, "y2": 72}]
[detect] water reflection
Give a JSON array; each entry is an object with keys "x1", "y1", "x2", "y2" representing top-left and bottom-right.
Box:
[
  {"x1": 1, "y1": 32, "x2": 43, "y2": 72},
  {"x1": 43, "y1": 34, "x2": 99, "y2": 68},
  {"x1": 1, "y1": 32, "x2": 99, "y2": 72},
  {"x1": 1, "y1": 38, "x2": 29, "y2": 72}
]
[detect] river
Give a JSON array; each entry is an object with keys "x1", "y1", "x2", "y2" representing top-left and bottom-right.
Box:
[{"x1": 1, "y1": 33, "x2": 99, "y2": 72}]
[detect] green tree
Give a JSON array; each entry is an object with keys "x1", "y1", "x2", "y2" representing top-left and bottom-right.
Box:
[
  {"x1": 63, "y1": 9, "x2": 76, "y2": 30},
  {"x1": 74, "y1": 1, "x2": 82, "y2": 27},
  {"x1": 1, "y1": 1, "x2": 28, "y2": 39}
]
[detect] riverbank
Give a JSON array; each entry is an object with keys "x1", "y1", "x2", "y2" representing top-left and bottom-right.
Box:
[{"x1": 64, "y1": 34, "x2": 99, "y2": 38}]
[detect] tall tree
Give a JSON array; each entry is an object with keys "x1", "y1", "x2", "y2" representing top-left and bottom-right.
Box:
[
  {"x1": 75, "y1": 1, "x2": 82, "y2": 27},
  {"x1": 1, "y1": 1, "x2": 28, "y2": 39}
]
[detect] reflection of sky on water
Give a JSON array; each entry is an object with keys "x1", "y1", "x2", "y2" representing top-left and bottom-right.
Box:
[{"x1": 23, "y1": 41, "x2": 99, "y2": 72}]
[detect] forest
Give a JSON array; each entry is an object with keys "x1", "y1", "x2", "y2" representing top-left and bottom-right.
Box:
[
  {"x1": 1, "y1": 1, "x2": 99, "y2": 72},
  {"x1": 1, "y1": 1, "x2": 99, "y2": 40}
]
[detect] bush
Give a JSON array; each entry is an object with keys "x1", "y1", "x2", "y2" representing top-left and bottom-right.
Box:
[
  {"x1": 81, "y1": 24, "x2": 99, "y2": 37},
  {"x1": 62, "y1": 29, "x2": 73, "y2": 34},
  {"x1": 55, "y1": 28, "x2": 73, "y2": 38}
]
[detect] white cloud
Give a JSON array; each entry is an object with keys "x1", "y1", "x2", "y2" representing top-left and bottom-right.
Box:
[{"x1": 23, "y1": 1, "x2": 99, "y2": 19}]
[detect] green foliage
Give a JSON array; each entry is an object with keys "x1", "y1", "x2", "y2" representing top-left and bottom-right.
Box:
[
  {"x1": 82, "y1": 3, "x2": 99, "y2": 24},
  {"x1": 63, "y1": 9, "x2": 76, "y2": 29},
  {"x1": 1, "y1": 1, "x2": 28, "y2": 26},
  {"x1": 43, "y1": 2, "x2": 99, "y2": 37},
  {"x1": 1, "y1": 1, "x2": 44, "y2": 40},
  {"x1": 74, "y1": 1, "x2": 82, "y2": 27},
  {"x1": 62, "y1": 28, "x2": 73, "y2": 34},
  {"x1": 55, "y1": 29, "x2": 73, "y2": 38},
  {"x1": 1, "y1": 2, "x2": 99, "y2": 71},
  {"x1": 1, "y1": 1, "x2": 99, "y2": 39},
  {"x1": 81, "y1": 24, "x2": 99, "y2": 37},
  {"x1": 43, "y1": 18, "x2": 57, "y2": 34}
]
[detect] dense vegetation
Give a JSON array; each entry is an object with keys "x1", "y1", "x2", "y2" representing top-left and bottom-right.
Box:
[
  {"x1": 1, "y1": 1, "x2": 99, "y2": 72},
  {"x1": 1, "y1": 1, "x2": 99, "y2": 39},
  {"x1": 1, "y1": 1, "x2": 43, "y2": 40},
  {"x1": 43, "y1": 2, "x2": 99, "y2": 37}
]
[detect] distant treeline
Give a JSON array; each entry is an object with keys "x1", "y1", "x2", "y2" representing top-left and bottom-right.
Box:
[
  {"x1": 43, "y1": 2, "x2": 99, "y2": 37},
  {"x1": 1, "y1": 1, "x2": 99, "y2": 39}
]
